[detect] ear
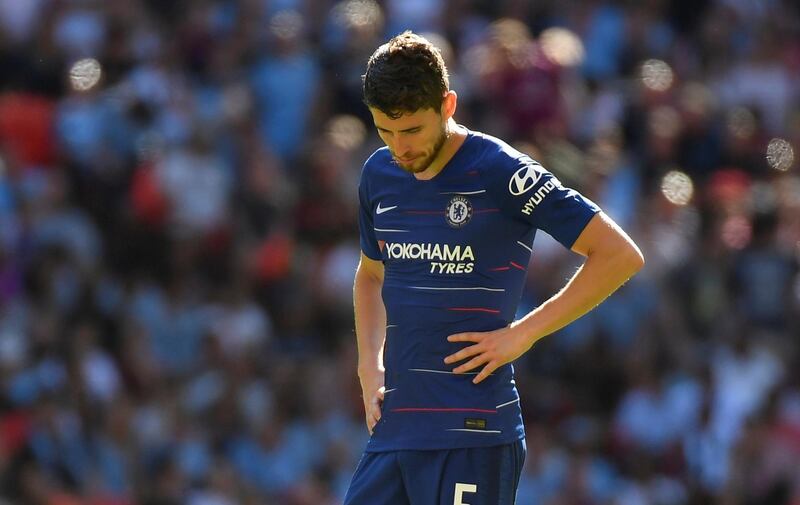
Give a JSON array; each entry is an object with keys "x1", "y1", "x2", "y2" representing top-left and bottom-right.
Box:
[{"x1": 441, "y1": 91, "x2": 457, "y2": 120}]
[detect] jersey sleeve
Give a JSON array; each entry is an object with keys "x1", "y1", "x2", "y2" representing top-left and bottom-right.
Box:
[
  {"x1": 358, "y1": 167, "x2": 383, "y2": 260},
  {"x1": 484, "y1": 154, "x2": 600, "y2": 249}
]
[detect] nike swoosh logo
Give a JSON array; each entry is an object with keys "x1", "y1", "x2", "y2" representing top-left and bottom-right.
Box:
[{"x1": 376, "y1": 203, "x2": 398, "y2": 215}]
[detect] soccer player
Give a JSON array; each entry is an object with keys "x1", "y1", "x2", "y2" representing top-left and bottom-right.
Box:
[{"x1": 347, "y1": 31, "x2": 644, "y2": 505}]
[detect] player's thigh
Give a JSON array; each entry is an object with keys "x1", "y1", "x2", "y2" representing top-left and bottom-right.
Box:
[
  {"x1": 344, "y1": 451, "x2": 410, "y2": 505},
  {"x1": 402, "y1": 441, "x2": 526, "y2": 505}
]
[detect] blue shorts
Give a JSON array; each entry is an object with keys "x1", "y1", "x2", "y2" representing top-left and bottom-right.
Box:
[{"x1": 344, "y1": 441, "x2": 526, "y2": 505}]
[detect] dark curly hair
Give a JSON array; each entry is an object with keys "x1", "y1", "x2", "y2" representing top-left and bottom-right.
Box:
[{"x1": 362, "y1": 31, "x2": 450, "y2": 119}]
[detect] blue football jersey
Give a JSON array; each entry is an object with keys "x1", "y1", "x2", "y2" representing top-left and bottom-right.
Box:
[{"x1": 358, "y1": 128, "x2": 600, "y2": 451}]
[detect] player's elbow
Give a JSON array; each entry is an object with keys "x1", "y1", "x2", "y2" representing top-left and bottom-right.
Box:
[{"x1": 620, "y1": 242, "x2": 645, "y2": 278}]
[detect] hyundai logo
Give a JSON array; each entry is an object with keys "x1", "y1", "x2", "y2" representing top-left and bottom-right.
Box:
[{"x1": 508, "y1": 164, "x2": 543, "y2": 196}]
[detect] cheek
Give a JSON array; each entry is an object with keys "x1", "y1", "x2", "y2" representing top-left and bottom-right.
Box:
[{"x1": 422, "y1": 135, "x2": 438, "y2": 153}]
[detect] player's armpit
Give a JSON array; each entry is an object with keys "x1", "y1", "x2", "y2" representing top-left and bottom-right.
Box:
[{"x1": 357, "y1": 252, "x2": 385, "y2": 283}]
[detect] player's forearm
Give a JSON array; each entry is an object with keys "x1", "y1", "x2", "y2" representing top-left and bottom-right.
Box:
[
  {"x1": 353, "y1": 267, "x2": 387, "y2": 376},
  {"x1": 514, "y1": 242, "x2": 644, "y2": 347}
]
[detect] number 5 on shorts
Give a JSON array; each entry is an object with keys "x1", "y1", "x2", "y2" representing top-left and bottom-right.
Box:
[{"x1": 454, "y1": 483, "x2": 477, "y2": 505}]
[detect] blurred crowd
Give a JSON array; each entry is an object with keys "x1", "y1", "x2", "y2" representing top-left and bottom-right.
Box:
[{"x1": 0, "y1": 0, "x2": 798, "y2": 504}]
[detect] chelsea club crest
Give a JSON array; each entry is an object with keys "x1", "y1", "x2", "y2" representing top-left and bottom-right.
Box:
[{"x1": 445, "y1": 195, "x2": 473, "y2": 228}]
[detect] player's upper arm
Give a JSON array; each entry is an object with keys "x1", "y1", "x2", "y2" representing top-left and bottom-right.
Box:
[
  {"x1": 358, "y1": 162, "x2": 384, "y2": 261},
  {"x1": 481, "y1": 151, "x2": 599, "y2": 249},
  {"x1": 571, "y1": 212, "x2": 644, "y2": 269},
  {"x1": 357, "y1": 251, "x2": 384, "y2": 284}
]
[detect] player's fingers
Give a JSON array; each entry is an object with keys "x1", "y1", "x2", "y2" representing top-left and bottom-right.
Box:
[
  {"x1": 370, "y1": 394, "x2": 383, "y2": 417},
  {"x1": 370, "y1": 408, "x2": 381, "y2": 424},
  {"x1": 364, "y1": 403, "x2": 373, "y2": 428},
  {"x1": 453, "y1": 354, "x2": 489, "y2": 374},
  {"x1": 443, "y1": 343, "x2": 482, "y2": 364},
  {"x1": 447, "y1": 332, "x2": 481, "y2": 343},
  {"x1": 369, "y1": 409, "x2": 381, "y2": 431},
  {"x1": 368, "y1": 406, "x2": 381, "y2": 427},
  {"x1": 367, "y1": 407, "x2": 380, "y2": 431},
  {"x1": 363, "y1": 391, "x2": 382, "y2": 425},
  {"x1": 371, "y1": 399, "x2": 383, "y2": 418},
  {"x1": 473, "y1": 361, "x2": 499, "y2": 384},
  {"x1": 376, "y1": 386, "x2": 386, "y2": 401}
]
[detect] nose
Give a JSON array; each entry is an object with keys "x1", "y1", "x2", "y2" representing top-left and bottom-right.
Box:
[{"x1": 393, "y1": 136, "x2": 412, "y2": 158}]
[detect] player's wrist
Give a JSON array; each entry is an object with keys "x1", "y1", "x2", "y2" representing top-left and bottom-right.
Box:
[
  {"x1": 357, "y1": 363, "x2": 385, "y2": 381},
  {"x1": 509, "y1": 320, "x2": 538, "y2": 350}
]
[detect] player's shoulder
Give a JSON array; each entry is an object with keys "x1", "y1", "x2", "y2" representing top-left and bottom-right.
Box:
[
  {"x1": 472, "y1": 132, "x2": 547, "y2": 188},
  {"x1": 361, "y1": 147, "x2": 395, "y2": 179},
  {"x1": 468, "y1": 130, "x2": 544, "y2": 177},
  {"x1": 466, "y1": 130, "x2": 561, "y2": 212}
]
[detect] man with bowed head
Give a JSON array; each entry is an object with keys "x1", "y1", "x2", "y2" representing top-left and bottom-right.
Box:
[{"x1": 348, "y1": 31, "x2": 644, "y2": 505}]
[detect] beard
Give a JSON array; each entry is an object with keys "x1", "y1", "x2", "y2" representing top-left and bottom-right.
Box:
[{"x1": 394, "y1": 126, "x2": 448, "y2": 174}]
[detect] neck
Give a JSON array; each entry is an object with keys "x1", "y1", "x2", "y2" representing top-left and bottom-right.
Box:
[{"x1": 413, "y1": 119, "x2": 466, "y2": 181}]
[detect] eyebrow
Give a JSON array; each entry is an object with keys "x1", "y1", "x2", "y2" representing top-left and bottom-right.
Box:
[{"x1": 375, "y1": 125, "x2": 422, "y2": 133}]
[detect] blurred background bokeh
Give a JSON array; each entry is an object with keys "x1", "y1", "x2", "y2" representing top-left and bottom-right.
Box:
[{"x1": 0, "y1": 0, "x2": 797, "y2": 504}]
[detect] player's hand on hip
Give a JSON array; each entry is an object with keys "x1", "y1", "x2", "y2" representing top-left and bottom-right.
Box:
[
  {"x1": 444, "y1": 326, "x2": 532, "y2": 384},
  {"x1": 365, "y1": 386, "x2": 385, "y2": 434},
  {"x1": 359, "y1": 369, "x2": 385, "y2": 434}
]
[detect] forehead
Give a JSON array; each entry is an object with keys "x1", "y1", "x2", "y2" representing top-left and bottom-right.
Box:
[{"x1": 369, "y1": 107, "x2": 440, "y2": 130}]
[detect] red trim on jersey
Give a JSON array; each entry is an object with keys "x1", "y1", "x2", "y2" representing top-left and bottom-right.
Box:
[
  {"x1": 509, "y1": 261, "x2": 526, "y2": 271},
  {"x1": 402, "y1": 208, "x2": 497, "y2": 215},
  {"x1": 391, "y1": 407, "x2": 497, "y2": 414},
  {"x1": 448, "y1": 307, "x2": 501, "y2": 314},
  {"x1": 488, "y1": 266, "x2": 511, "y2": 271}
]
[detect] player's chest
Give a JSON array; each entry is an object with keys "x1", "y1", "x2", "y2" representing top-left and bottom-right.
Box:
[
  {"x1": 372, "y1": 184, "x2": 497, "y2": 239},
  {"x1": 371, "y1": 180, "x2": 513, "y2": 274}
]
